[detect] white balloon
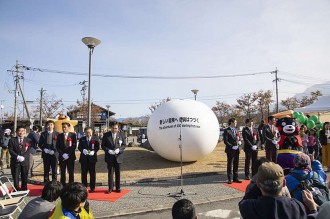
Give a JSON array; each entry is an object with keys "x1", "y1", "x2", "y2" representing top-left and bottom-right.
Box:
[{"x1": 147, "y1": 99, "x2": 219, "y2": 162}]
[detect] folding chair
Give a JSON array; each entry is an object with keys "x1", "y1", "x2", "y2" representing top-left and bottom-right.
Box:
[
  {"x1": 0, "y1": 197, "x2": 25, "y2": 212},
  {"x1": 0, "y1": 205, "x2": 19, "y2": 219},
  {"x1": 0, "y1": 177, "x2": 29, "y2": 199}
]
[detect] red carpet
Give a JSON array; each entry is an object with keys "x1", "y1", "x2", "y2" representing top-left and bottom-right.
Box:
[
  {"x1": 28, "y1": 185, "x2": 131, "y2": 202},
  {"x1": 224, "y1": 180, "x2": 251, "y2": 192}
]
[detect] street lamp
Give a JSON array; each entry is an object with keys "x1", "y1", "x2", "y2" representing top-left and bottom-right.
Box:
[
  {"x1": 82, "y1": 37, "x2": 101, "y2": 127},
  {"x1": 191, "y1": 89, "x2": 199, "y2": 101},
  {"x1": 106, "y1": 105, "x2": 110, "y2": 131}
]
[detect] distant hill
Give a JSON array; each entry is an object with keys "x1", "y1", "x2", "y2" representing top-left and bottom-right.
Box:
[
  {"x1": 294, "y1": 83, "x2": 330, "y2": 98},
  {"x1": 115, "y1": 116, "x2": 149, "y2": 123}
]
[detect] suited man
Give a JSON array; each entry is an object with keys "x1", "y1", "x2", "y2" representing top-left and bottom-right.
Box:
[
  {"x1": 8, "y1": 126, "x2": 32, "y2": 190},
  {"x1": 102, "y1": 123, "x2": 126, "y2": 193},
  {"x1": 223, "y1": 118, "x2": 242, "y2": 184},
  {"x1": 78, "y1": 127, "x2": 100, "y2": 192},
  {"x1": 263, "y1": 116, "x2": 280, "y2": 163},
  {"x1": 39, "y1": 120, "x2": 59, "y2": 183},
  {"x1": 27, "y1": 125, "x2": 41, "y2": 178},
  {"x1": 56, "y1": 122, "x2": 77, "y2": 186},
  {"x1": 242, "y1": 119, "x2": 259, "y2": 179}
]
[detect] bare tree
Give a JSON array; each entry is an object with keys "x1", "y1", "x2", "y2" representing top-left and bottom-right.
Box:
[
  {"x1": 299, "y1": 90, "x2": 322, "y2": 107},
  {"x1": 67, "y1": 101, "x2": 102, "y2": 126},
  {"x1": 149, "y1": 97, "x2": 171, "y2": 113},
  {"x1": 281, "y1": 97, "x2": 300, "y2": 110},
  {"x1": 255, "y1": 90, "x2": 273, "y2": 119},
  {"x1": 280, "y1": 90, "x2": 322, "y2": 109},
  {"x1": 123, "y1": 116, "x2": 149, "y2": 127},
  {"x1": 212, "y1": 101, "x2": 231, "y2": 126},
  {"x1": 33, "y1": 94, "x2": 64, "y2": 120},
  {"x1": 236, "y1": 93, "x2": 258, "y2": 118}
]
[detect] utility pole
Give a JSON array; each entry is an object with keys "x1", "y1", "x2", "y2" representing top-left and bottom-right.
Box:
[
  {"x1": 39, "y1": 88, "x2": 46, "y2": 126},
  {"x1": 272, "y1": 67, "x2": 280, "y2": 113},
  {"x1": 0, "y1": 100, "x2": 4, "y2": 125},
  {"x1": 13, "y1": 60, "x2": 21, "y2": 135},
  {"x1": 18, "y1": 83, "x2": 31, "y2": 121}
]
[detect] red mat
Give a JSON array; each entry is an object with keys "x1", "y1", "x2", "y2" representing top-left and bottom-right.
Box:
[
  {"x1": 28, "y1": 185, "x2": 131, "y2": 202},
  {"x1": 224, "y1": 180, "x2": 251, "y2": 192}
]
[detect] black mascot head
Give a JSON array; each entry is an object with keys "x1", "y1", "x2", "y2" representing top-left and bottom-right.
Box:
[{"x1": 276, "y1": 117, "x2": 300, "y2": 136}]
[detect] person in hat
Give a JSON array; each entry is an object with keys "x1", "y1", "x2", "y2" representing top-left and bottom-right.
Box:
[
  {"x1": 56, "y1": 122, "x2": 77, "y2": 186},
  {"x1": 239, "y1": 162, "x2": 306, "y2": 219},
  {"x1": 285, "y1": 153, "x2": 326, "y2": 202},
  {"x1": 0, "y1": 129, "x2": 12, "y2": 170}
]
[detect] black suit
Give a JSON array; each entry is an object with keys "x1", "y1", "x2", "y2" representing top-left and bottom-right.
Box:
[
  {"x1": 39, "y1": 131, "x2": 59, "y2": 183},
  {"x1": 101, "y1": 131, "x2": 126, "y2": 191},
  {"x1": 8, "y1": 137, "x2": 32, "y2": 190},
  {"x1": 78, "y1": 136, "x2": 100, "y2": 190},
  {"x1": 263, "y1": 125, "x2": 278, "y2": 163},
  {"x1": 242, "y1": 127, "x2": 259, "y2": 177},
  {"x1": 56, "y1": 132, "x2": 77, "y2": 186},
  {"x1": 223, "y1": 127, "x2": 240, "y2": 181}
]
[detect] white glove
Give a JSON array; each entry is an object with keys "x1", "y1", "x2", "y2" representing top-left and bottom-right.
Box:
[
  {"x1": 275, "y1": 144, "x2": 279, "y2": 150},
  {"x1": 62, "y1": 153, "x2": 69, "y2": 160},
  {"x1": 119, "y1": 140, "x2": 123, "y2": 146},
  {"x1": 114, "y1": 148, "x2": 120, "y2": 154},
  {"x1": 252, "y1": 145, "x2": 258, "y2": 151},
  {"x1": 83, "y1": 149, "x2": 88, "y2": 155},
  {"x1": 17, "y1": 156, "x2": 24, "y2": 162},
  {"x1": 232, "y1": 146, "x2": 239, "y2": 150},
  {"x1": 108, "y1": 150, "x2": 115, "y2": 155},
  {"x1": 272, "y1": 140, "x2": 278, "y2": 145},
  {"x1": 89, "y1": 150, "x2": 95, "y2": 156},
  {"x1": 44, "y1": 148, "x2": 50, "y2": 154},
  {"x1": 49, "y1": 150, "x2": 55, "y2": 155}
]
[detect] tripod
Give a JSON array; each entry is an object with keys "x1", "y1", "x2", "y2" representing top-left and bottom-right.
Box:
[{"x1": 168, "y1": 123, "x2": 197, "y2": 197}]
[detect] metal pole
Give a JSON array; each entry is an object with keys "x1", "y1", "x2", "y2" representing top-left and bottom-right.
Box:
[
  {"x1": 0, "y1": 100, "x2": 4, "y2": 124},
  {"x1": 275, "y1": 67, "x2": 279, "y2": 113},
  {"x1": 87, "y1": 48, "x2": 93, "y2": 127},
  {"x1": 13, "y1": 60, "x2": 19, "y2": 135},
  {"x1": 18, "y1": 82, "x2": 31, "y2": 121},
  {"x1": 39, "y1": 88, "x2": 45, "y2": 126}
]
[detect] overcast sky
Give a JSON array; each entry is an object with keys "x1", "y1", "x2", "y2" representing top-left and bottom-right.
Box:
[{"x1": 1, "y1": 0, "x2": 330, "y2": 118}]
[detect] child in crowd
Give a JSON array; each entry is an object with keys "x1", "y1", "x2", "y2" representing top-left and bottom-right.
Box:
[
  {"x1": 300, "y1": 125, "x2": 308, "y2": 154},
  {"x1": 307, "y1": 129, "x2": 317, "y2": 155}
]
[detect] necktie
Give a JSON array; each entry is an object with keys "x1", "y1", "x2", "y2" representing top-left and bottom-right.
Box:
[
  {"x1": 19, "y1": 138, "x2": 23, "y2": 149},
  {"x1": 47, "y1": 132, "x2": 52, "y2": 145},
  {"x1": 64, "y1": 133, "x2": 68, "y2": 146},
  {"x1": 113, "y1": 133, "x2": 116, "y2": 143}
]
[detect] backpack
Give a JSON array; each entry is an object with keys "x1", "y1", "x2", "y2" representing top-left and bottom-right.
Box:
[{"x1": 290, "y1": 171, "x2": 330, "y2": 206}]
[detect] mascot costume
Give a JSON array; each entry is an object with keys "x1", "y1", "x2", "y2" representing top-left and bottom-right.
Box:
[{"x1": 276, "y1": 117, "x2": 302, "y2": 150}]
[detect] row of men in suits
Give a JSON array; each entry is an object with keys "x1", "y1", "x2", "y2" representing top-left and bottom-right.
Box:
[
  {"x1": 223, "y1": 116, "x2": 279, "y2": 184},
  {"x1": 8, "y1": 121, "x2": 126, "y2": 193}
]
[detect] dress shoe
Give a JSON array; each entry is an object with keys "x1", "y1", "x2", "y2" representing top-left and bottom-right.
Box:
[
  {"x1": 116, "y1": 189, "x2": 121, "y2": 193},
  {"x1": 233, "y1": 179, "x2": 242, "y2": 183},
  {"x1": 227, "y1": 180, "x2": 232, "y2": 184},
  {"x1": 106, "y1": 189, "x2": 112, "y2": 194},
  {"x1": 89, "y1": 189, "x2": 95, "y2": 193},
  {"x1": 245, "y1": 176, "x2": 251, "y2": 180}
]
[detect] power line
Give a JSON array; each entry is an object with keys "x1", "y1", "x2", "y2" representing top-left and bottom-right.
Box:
[{"x1": 22, "y1": 65, "x2": 272, "y2": 79}]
